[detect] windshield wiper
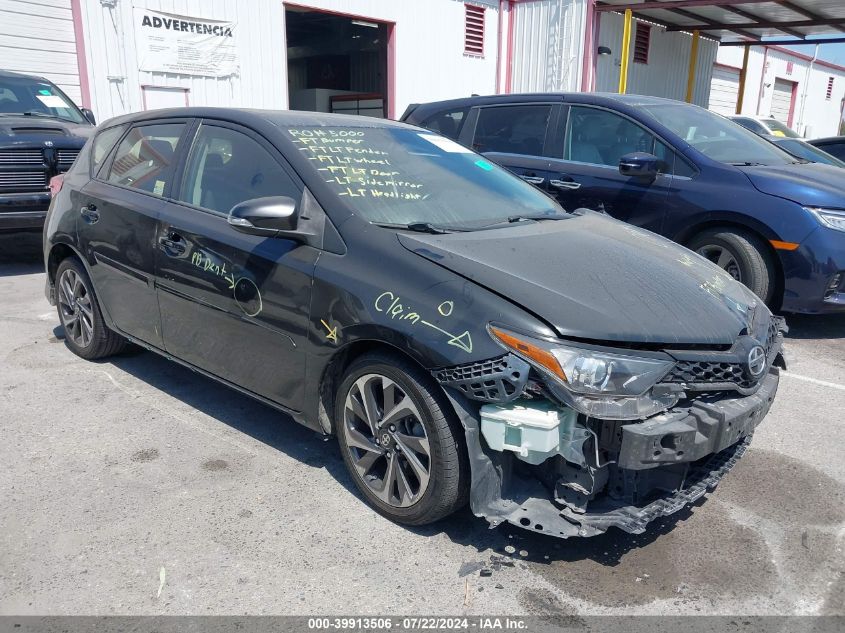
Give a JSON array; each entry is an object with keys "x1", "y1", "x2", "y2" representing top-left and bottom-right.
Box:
[
  {"x1": 476, "y1": 212, "x2": 569, "y2": 230},
  {"x1": 374, "y1": 222, "x2": 456, "y2": 234},
  {"x1": 727, "y1": 161, "x2": 766, "y2": 166},
  {"x1": 13, "y1": 110, "x2": 76, "y2": 123}
]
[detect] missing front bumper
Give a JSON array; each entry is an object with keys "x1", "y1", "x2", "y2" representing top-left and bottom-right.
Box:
[{"x1": 445, "y1": 368, "x2": 779, "y2": 539}]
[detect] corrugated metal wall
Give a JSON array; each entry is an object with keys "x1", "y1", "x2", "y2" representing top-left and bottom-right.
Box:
[
  {"x1": 79, "y1": 0, "x2": 288, "y2": 122},
  {"x1": 510, "y1": 0, "x2": 587, "y2": 93},
  {"x1": 0, "y1": 0, "x2": 82, "y2": 105},
  {"x1": 77, "y1": 0, "x2": 501, "y2": 122},
  {"x1": 595, "y1": 12, "x2": 717, "y2": 106}
]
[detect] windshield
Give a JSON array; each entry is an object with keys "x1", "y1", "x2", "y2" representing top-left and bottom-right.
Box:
[
  {"x1": 775, "y1": 138, "x2": 845, "y2": 167},
  {"x1": 0, "y1": 75, "x2": 86, "y2": 124},
  {"x1": 763, "y1": 118, "x2": 800, "y2": 138},
  {"x1": 640, "y1": 103, "x2": 796, "y2": 166},
  {"x1": 284, "y1": 126, "x2": 563, "y2": 229}
]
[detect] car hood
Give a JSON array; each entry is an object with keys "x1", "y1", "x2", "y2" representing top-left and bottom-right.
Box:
[
  {"x1": 398, "y1": 212, "x2": 765, "y2": 346},
  {"x1": 739, "y1": 162, "x2": 845, "y2": 207},
  {"x1": 0, "y1": 114, "x2": 93, "y2": 143}
]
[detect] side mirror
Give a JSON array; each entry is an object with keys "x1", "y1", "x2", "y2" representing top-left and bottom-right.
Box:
[
  {"x1": 228, "y1": 196, "x2": 300, "y2": 238},
  {"x1": 619, "y1": 152, "x2": 659, "y2": 180},
  {"x1": 81, "y1": 108, "x2": 96, "y2": 125}
]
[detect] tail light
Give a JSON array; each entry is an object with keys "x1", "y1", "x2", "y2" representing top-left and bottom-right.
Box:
[{"x1": 49, "y1": 174, "x2": 64, "y2": 198}]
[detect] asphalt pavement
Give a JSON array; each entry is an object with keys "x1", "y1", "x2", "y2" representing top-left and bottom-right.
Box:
[{"x1": 1, "y1": 231, "x2": 843, "y2": 616}]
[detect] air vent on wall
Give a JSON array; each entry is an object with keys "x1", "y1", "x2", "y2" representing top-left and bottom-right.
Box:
[{"x1": 464, "y1": 4, "x2": 485, "y2": 57}]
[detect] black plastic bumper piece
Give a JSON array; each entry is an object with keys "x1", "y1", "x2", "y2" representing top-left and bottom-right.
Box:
[{"x1": 617, "y1": 368, "x2": 779, "y2": 470}]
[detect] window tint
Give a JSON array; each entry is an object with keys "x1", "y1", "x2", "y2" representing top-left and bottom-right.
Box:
[
  {"x1": 421, "y1": 108, "x2": 468, "y2": 141},
  {"x1": 473, "y1": 105, "x2": 551, "y2": 155},
  {"x1": 90, "y1": 125, "x2": 126, "y2": 177},
  {"x1": 565, "y1": 106, "x2": 657, "y2": 167},
  {"x1": 179, "y1": 124, "x2": 299, "y2": 214},
  {"x1": 107, "y1": 123, "x2": 184, "y2": 195},
  {"x1": 817, "y1": 142, "x2": 845, "y2": 161}
]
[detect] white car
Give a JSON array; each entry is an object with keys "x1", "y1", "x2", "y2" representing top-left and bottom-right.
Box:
[{"x1": 730, "y1": 115, "x2": 801, "y2": 138}]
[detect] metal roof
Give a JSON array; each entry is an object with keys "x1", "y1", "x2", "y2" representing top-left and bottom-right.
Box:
[{"x1": 595, "y1": 1, "x2": 845, "y2": 43}]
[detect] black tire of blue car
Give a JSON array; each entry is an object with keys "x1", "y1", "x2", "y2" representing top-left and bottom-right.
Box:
[
  {"x1": 688, "y1": 229, "x2": 776, "y2": 305},
  {"x1": 55, "y1": 258, "x2": 126, "y2": 360},
  {"x1": 335, "y1": 352, "x2": 470, "y2": 525}
]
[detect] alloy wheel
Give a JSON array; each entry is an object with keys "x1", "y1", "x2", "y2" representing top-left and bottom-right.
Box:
[
  {"x1": 342, "y1": 374, "x2": 431, "y2": 508},
  {"x1": 696, "y1": 245, "x2": 742, "y2": 282},
  {"x1": 58, "y1": 268, "x2": 94, "y2": 348}
]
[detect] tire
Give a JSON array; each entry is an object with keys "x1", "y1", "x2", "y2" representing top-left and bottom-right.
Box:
[
  {"x1": 335, "y1": 351, "x2": 469, "y2": 525},
  {"x1": 55, "y1": 257, "x2": 126, "y2": 360},
  {"x1": 688, "y1": 229, "x2": 776, "y2": 305}
]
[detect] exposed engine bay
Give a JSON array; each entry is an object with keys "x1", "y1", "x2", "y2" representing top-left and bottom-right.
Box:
[{"x1": 434, "y1": 316, "x2": 787, "y2": 539}]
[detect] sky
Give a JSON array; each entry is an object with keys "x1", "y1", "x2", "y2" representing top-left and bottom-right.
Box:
[{"x1": 777, "y1": 40, "x2": 845, "y2": 67}]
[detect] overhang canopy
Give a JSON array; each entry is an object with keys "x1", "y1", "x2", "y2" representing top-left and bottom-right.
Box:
[{"x1": 595, "y1": 0, "x2": 845, "y2": 43}]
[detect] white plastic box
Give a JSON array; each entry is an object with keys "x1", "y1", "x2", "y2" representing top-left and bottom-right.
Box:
[{"x1": 480, "y1": 399, "x2": 580, "y2": 465}]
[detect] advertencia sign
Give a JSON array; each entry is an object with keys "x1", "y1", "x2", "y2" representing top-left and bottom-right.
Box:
[{"x1": 133, "y1": 7, "x2": 238, "y2": 77}]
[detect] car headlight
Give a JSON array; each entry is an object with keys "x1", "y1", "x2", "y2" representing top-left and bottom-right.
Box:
[
  {"x1": 807, "y1": 207, "x2": 845, "y2": 233},
  {"x1": 489, "y1": 325, "x2": 678, "y2": 420}
]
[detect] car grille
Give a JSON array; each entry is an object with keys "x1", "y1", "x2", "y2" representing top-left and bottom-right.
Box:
[
  {"x1": 0, "y1": 149, "x2": 44, "y2": 166},
  {"x1": 664, "y1": 319, "x2": 783, "y2": 390},
  {"x1": 57, "y1": 149, "x2": 80, "y2": 170},
  {"x1": 0, "y1": 171, "x2": 48, "y2": 192}
]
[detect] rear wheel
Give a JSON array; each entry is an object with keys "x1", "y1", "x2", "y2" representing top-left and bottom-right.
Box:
[
  {"x1": 335, "y1": 352, "x2": 468, "y2": 525},
  {"x1": 688, "y1": 229, "x2": 776, "y2": 304},
  {"x1": 55, "y1": 258, "x2": 126, "y2": 360}
]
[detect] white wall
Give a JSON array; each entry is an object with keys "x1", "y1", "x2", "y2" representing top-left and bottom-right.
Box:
[
  {"x1": 0, "y1": 0, "x2": 83, "y2": 105},
  {"x1": 596, "y1": 12, "x2": 717, "y2": 107},
  {"x1": 509, "y1": 0, "x2": 588, "y2": 93},
  {"x1": 77, "y1": 0, "x2": 501, "y2": 123},
  {"x1": 715, "y1": 45, "x2": 845, "y2": 138}
]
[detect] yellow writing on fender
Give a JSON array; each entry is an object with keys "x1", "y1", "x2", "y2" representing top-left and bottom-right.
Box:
[{"x1": 374, "y1": 291, "x2": 421, "y2": 324}]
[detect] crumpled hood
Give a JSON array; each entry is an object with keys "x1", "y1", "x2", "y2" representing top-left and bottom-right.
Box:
[
  {"x1": 398, "y1": 213, "x2": 766, "y2": 346},
  {"x1": 0, "y1": 114, "x2": 93, "y2": 142},
  {"x1": 739, "y1": 162, "x2": 845, "y2": 207}
]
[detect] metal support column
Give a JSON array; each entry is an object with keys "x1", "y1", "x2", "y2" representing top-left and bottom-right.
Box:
[
  {"x1": 618, "y1": 8, "x2": 633, "y2": 94},
  {"x1": 685, "y1": 30, "x2": 700, "y2": 103},
  {"x1": 736, "y1": 44, "x2": 750, "y2": 113}
]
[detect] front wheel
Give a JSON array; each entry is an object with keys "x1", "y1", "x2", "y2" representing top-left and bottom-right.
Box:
[
  {"x1": 335, "y1": 352, "x2": 469, "y2": 525},
  {"x1": 688, "y1": 229, "x2": 776, "y2": 305}
]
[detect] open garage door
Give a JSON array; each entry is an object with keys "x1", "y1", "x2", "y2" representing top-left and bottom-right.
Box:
[
  {"x1": 709, "y1": 65, "x2": 740, "y2": 115},
  {"x1": 285, "y1": 6, "x2": 391, "y2": 118},
  {"x1": 771, "y1": 78, "x2": 796, "y2": 127}
]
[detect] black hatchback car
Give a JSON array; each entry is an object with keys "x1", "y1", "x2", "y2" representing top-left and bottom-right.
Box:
[
  {"x1": 0, "y1": 70, "x2": 96, "y2": 231},
  {"x1": 44, "y1": 108, "x2": 784, "y2": 539},
  {"x1": 403, "y1": 93, "x2": 845, "y2": 314}
]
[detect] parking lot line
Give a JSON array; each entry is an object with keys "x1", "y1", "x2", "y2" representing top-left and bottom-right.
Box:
[{"x1": 782, "y1": 371, "x2": 845, "y2": 392}]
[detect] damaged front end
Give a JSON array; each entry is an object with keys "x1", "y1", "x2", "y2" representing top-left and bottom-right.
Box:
[{"x1": 433, "y1": 315, "x2": 786, "y2": 539}]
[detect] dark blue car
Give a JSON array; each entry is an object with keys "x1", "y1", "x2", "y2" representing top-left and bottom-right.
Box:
[{"x1": 402, "y1": 93, "x2": 845, "y2": 314}]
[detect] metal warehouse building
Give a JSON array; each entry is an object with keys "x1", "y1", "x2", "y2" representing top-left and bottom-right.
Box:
[{"x1": 1, "y1": 0, "x2": 844, "y2": 135}]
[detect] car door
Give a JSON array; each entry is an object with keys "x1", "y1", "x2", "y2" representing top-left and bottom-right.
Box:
[
  {"x1": 544, "y1": 105, "x2": 673, "y2": 232},
  {"x1": 154, "y1": 120, "x2": 316, "y2": 412},
  {"x1": 78, "y1": 119, "x2": 190, "y2": 348},
  {"x1": 462, "y1": 103, "x2": 559, "y2": 192}
]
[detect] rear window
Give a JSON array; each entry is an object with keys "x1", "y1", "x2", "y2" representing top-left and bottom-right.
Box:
[
  {"x1": 90, "y1": 125, "x2": 127, "y2": 177},
  {"x1": 106, "y1": 123, "x2": 185, "y2": 196}
]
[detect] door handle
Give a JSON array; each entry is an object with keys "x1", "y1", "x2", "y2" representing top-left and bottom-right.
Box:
[
  {"x1": 79, "y1": 204, "x2": 99, "y2": 223},
  {"x1": 549, "y1": 179, "x2": 582, "y2": 190},
  {"x1": 158, "y1": 232, "x2": 186, "y2": 255},
  {"x1": 520, "y1": 175, "x2": 545, "y2": 185}
]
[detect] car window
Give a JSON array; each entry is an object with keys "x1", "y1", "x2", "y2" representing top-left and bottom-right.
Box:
[
  {"x1": 732, "y1": 118, "x2": 766, "y2": 135},
  {"x1": 472, "y1": 105, "x2": 551, "y2": 155},
  {"x1": 283, "y1": 126, "x2": 561, "y2": 229},
  {"x1": 90, "y1": 125, "x2": 127, "y2": 177},
  {"x1": 564, "y1": 106, "x2": 660, "y2": 168},
  {"x1": 179, "y1": 124, "x2": 300, "y2": 215},
  {"x1": 107, "y1": 123, "x2": 185, "y2": 195},
  {"x1": 816, "y1": 142, "x2": 845, "y2": 161},
  {"x1": 0, "y1": 75, "x2": 86, "y2": 124},
  {"x1": 420, "y1": 108, "x2": 468, "y2": 141},
  {"x1": 642, "y1": 104, "x2": 794, "y2": 166},
  {"x1": 777, "y1": 139, "x2": 845, "y2": 167},
  {"x1": 762, "y1": 118, "x2": 799, "y2": 138}
]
